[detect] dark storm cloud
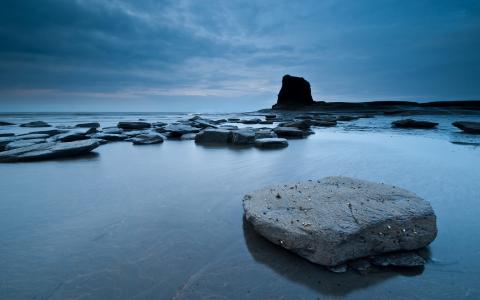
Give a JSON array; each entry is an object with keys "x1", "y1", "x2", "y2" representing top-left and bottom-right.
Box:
[{"x1": 0, "y1": 0, "x2": 479, "y2": 111}]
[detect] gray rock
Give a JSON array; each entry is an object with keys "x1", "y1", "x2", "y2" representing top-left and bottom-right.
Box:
[
  {"x1": 254, "y1": 138, "x2": 288, "y2": 149},
  {"x1": 164, "y1": 124, "x2": 200, "y2": 137},
  {"x1": 0, "y1": 139, "x2": 101, "y2": 162},
  {"x1": 117, "y1": 121, "x2": 151, "y2": 130},
  {"x1": 19, "y1": 121, "x2": 51, "y2": 128},
  {"x1": 75, "y1": 122, "x2": 100, "y2": 128},
  {"x1": 273, "y1": 127, "x2": 308, "y2": 138},
  {"x1": 5, "y1": 139, "x2": 46, "y2": 150},
  {"x1": 131, "y1": 133, "x2": 164, "y2": 145},
  {"x1": 280, "y1": 120, "x2": 311, "y2": 130},
  {"x1": 452, "y1": 121, "x2": 480, "y2": 134},
  {"x1": 370, "y1": 251, "x2": 426, "y2": 267},
  {"x1": 219, "y1": 125, "x2": 239, "y2": 130},
  {"x1": 243, "y1": 176, "x2": 437, "y2": 266},
  {"x1": 23, "y1": 129, "x2": 67, "y2": 136},
  {"x1": 53, "y1": 131, "x2": 90, "y2": 142},
  {"x1": 227, "y1": 118, "x2": 240, "y2": 122},
  {"x1": 122, "y1": 130, "x2": 150, "y2": 137},
  {"x1": 1, "y1": 134, "x2": 50, "y2": 150},
  {"x1": 392, "y1": 119, "x2": 438, "y2": 129},
  {"x1": 231, "y1": 129, "x2": 256, "y2": 145},
  {"x1": 195, "y1": 129, "x2": 232, "y2": 144}
]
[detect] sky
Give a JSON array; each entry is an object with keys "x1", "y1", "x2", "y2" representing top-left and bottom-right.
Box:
[{"x1": 0, "y1": 0, "x2": 479, "y2": 112}]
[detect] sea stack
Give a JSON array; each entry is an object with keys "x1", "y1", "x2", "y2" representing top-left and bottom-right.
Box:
[{"x1": 273, "y1": 75, "x2": 314, "y2": 109}]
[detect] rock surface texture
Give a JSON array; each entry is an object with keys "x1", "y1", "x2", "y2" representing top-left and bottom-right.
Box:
[
  {"x1": 392, "y1": 119, "x2": 438, "y2": 129},
  {"x1": 243, "y1": 176, "x2": 437, "y2": 266},
  {"x1": 273, "y1": 75, "x2": 314, "y2": 109}
]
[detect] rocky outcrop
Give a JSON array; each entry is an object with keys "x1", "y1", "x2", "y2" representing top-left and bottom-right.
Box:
[
  {"x1": 273, "y1": 75, "x2": 314, "y2": 109},
  {"x1": 452, "y1": 121, "x2": 480, "y2": 134},
  {"x1": 392, "y1": 119, "x2": 438, "y2": 129},
  {"x1": 243, "y1": 176, "x2": 437, "y2": 267},
  {"x1": 195, "y1": 129, "x2": 232, "y2": 144}
]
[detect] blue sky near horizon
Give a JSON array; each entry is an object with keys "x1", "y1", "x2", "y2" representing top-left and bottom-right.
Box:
[{"x1": 0, "y1": 0, "x2": 479, "y2": 112}]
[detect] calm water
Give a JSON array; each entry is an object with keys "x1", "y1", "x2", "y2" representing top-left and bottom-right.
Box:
[{"x1": 1, "y1": 113, "x2": 480, "y2": 299}]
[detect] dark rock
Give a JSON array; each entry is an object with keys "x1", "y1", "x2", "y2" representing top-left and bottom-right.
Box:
[
  {"x1": 281, "y1": 119, "x2": 311, "y2": 130},
  {"x1": 265, "y1": 114, "x2": 276, "y2": 119},
  {"x1": 231, "y1": 129, "x2": 256, "y2": 145},
  {"x1": 164, "y1": 124, "x2": 200, "y2": 137},
  {"x1": 259, "y1": 120, "x2": 274, "y2": 125},
  {"x1": 336, "y1": 115, "x2": 360, "y2": 122},
  {"x1": 117, "y1": 121, "x2": 151, "y2": 130},
  {"x1": 273, "y1": 75, "x2": 314, "y2": 108},
  {"x1": 102, "y1": 127, "x2": 124, "y2": 134},
  {"x1": 23, "y1": 129, "x2": 67, "y2": 136},
  {"x1": 53, "y1": 131, "x2": 90, "y2": 142},
  {"x1": 0, "y1": 133, "x2": 14, "y2": 137},
  {"x1": 219, "y1": 125, "x2": 239, "y2": 130},
  {"x1": 452, "y1": 121, "x2": 480, "y2": 134},
  {"x1": 254, "y1": 138, "x2": 288, "y2": 149},
  {"x1": 392, "y1": 119, "x2": 438, "y2": 129},
  {"x1": 241, "y1": 118, "x2": 262, "y2": 124},
  {"x1": 0, "y1": 139, "x2": 101, "y2": 162},
  {"x1": 311, "y1": 120, "x2": 337, "y2": 127},
  {"x1": 152, "y1": 122, "x2": 168, "y2": 128},
  {"x1": 255, "y1": 130, "x2": 277, "y2": 139},
  {"x1": 227, "y1": 118, "x2": 240, "y2": 122},
  {"x1": 273, "y1": 127, "x2": 308, "y2": 138},
  {"x1": 75, "y1": 122, "x2": 100, "y2": 128},
  {"x1": 195, "y1": 129, "x2": 232, "y2": 144},
  {"x1": 0, "y1": 121, "x2": 15, "y2": 126},
  {"x1": 131, "y1": 133, "x2": 164, "y2": 145},
  {"x1": 19, "y1": 121, "x2": 51, "y2": 128},
  {"x1": 370, "y1": 251, "x2": 426, "y2": 267},
  {"x1": 243, "y1": 176, "x2": 437, "y2": 266}
]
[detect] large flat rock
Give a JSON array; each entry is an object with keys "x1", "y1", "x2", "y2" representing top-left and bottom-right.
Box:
[
  {"x1": 243, "y1": 176, "x2": 437, "y2": 266},
  {"x1": 0, "y1": 139, "x2": 101, "y2": 162}
]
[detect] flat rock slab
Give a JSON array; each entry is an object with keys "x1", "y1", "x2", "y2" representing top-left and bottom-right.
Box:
[
  {"x1": 0, "y1": 139, "x2": 101, "y2": 162},
  {"x1": 392, "y1": 119, "x2": 438, "y2": 129},
  {"x1": 243, "y1": 176, "x2": 437, "y2": 266},
  {"x1": 19, "y1": 121, "x2": 51, "y2": 127},
  {"x1": 452, "y1": 121, "x2": 480, "y2": 134},
  {"x1": 273, "y1": 127, "x2": 308, "y2": 138},
  {"x1": 195, "y1": 129, "x2": 232, "y2": 144},
  {"x1": 131, "y1": 133, "x2": 164, "y2": 145},
  {"x1": 117, "y1": 121, "x2": 151, "y2": 130}
]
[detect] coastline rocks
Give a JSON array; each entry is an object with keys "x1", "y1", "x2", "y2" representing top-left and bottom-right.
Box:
[
  {"x1": 0, "y1": 139, "x2": 101, "y2": 162},
  {"x1": 117, "y1": 121, "x2": 151, "y2": 130},
  {"x1": 243, "y1": 176, "x2": 437, "y2": 267},
  {"x1": 131, "y1": 133, "x2": 164, "y2": 145},
  {"x1": 20, "y1": 121, "x2": 51, "y2": 128},
  {"x1": 5, "y1": 139, "x2": 47, "y2": 150},
  {"x1": 255, "y1": 129, "x2": 277, "y2": 139},
  {"x1": 274, "y1": 75, "x2": 314, "y2": 108},
  {"x1": 76, "y1": 122, "x2": 100, "y2": 128},
  {"x1": 311, "y1": 119, "x2": 337, "y2": 127},
  {"x1": 452, "y1": 121, "x2": 480, "y2": 134},
  {"x1": 392, "y1": 119, "x2": 438, "y2": 129},
  {"x1": 195, "y1": 129, "x2": 232, "y2": 144},
  {"x1": 254, "y1": 138, "x2": 288, "y2": 149},
  {"x1": 231, "y1": 129, "x2": 256, "y2": 145},
  {"x1": 273, "y1": 127, "x2": 309, "y2": 138},
  {"x1": 241, "y1": 118, "x2": 262, "y2": 125},
  {"x1": 91, "y1": 133, "x2": 126, "y2": 141}
]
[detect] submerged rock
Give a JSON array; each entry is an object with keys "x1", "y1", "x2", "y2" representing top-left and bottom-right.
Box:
[
  {"x1": 243, "y1": 176, "x2": 437, "y2": 266},
  {"x1": 392, "y1": 119, "x2": 438, "y2": 129},
  {"x1": 117, "y1": 121, "x2": 151, "y2": 130},
  {"x1": 254, "y1": 138, "x2": 288, "y2": 149},
  {"x1": 75, "y1": 122, "x2": 100, "y2": 128},
  {"x1": 452, "y1": 121, "x2": 480, "y2": 134},
  {"x1": 131, "y1": 133, "x2": 164, "y2": 145},
  {"x1": 0, "y1": 139, "x2": 101, "y2": 162},
  {"x1": 273, "y1": 127, "x2": 309, "y2": 138},
  {"x1": 195, "y1": 129, "x2": 232, "y2": 144},
  {"x1": 19, "y1": 121, "x2": 51, "y2": 128}
]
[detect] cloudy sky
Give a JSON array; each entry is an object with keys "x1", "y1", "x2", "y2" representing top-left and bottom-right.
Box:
[{"x1": 0, "y1": 0, "x2": 479, "y2": 112}]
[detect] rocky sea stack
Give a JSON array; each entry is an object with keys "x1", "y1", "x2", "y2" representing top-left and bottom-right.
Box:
[{"x1": 272, "y1": 75, "x2": 314, "y2": 109}]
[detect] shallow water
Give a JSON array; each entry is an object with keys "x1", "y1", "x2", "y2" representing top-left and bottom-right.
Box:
[{"x1": 1, "y1": 114, "x2": 480, "y2": 299}]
